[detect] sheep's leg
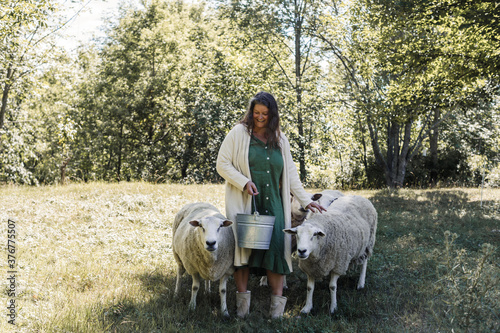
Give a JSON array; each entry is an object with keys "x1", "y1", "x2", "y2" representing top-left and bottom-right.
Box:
[
  {"x1": 259, "y1": 276, "x2": 268, "y2": 286},
  {"x1": 260, "y1": 275, "x2": 288, "y2": 289},
  {"x1": 219, "y1": 274, "x2": 230, "y2": 317},
  {"x1": 329, "y1": 272, "x2": 340, "y2": 314},
  {"x1": 174, "y1": 261, "x2": 185, "y2": 296},
  {"x1": 189, "y1": 273, "x2": 201, "y2": 310},
  {"x1": 205, "y1": 280, "x2": 211, "y2": 293},
  {"x1": 357, "y1": 259, "x2": 368, "y2": 289},
  {"x1": 300, "y1": 275, "x2": 315, "y2": 314}
]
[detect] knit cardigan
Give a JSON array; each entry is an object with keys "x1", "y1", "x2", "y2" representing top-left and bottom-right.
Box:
[{"x1": 216, "y1": 123, "x2": 313, "y2": 270}]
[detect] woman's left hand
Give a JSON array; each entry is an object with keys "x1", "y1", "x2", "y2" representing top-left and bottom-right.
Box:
[{"x1": 305, "y1": 202, "x2": 327, "y2": 213}]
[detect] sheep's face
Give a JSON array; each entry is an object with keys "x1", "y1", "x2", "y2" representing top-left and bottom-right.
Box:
[
  {"x1": 291, "y1": 191, "x2": 341, "y2": 226},
  {"x1": 317, "y1": 193, "x2": 340, "y2": 208},
  {"x1": 189, "y1": 217, "x2": 232, "y2": 252},
  {"x1": 284, "y1": 225, "x2": 325, "y2": 259},
  {"x1": 291, "y1": 193, "x2": 323, "y2": 226}
]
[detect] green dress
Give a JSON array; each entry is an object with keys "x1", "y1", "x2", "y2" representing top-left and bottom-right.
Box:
[{"x1": 247, "y1": 135, "x2": 290, "y2": 275}]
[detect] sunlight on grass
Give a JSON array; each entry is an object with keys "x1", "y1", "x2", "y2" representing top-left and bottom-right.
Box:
[
  {"x1": 0, "y1": 183, "x2": 498, "y2": 332},
  {"x1": 0, "y1": 182, "x2": 225, "y2": 332}
]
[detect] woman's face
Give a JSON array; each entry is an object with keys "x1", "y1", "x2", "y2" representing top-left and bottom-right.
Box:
[{"x1": 253, "y1": 104, "x2": 269, "y2": 130}]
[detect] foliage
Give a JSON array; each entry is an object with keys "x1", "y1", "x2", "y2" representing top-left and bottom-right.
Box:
[
  {"x1": 1, "y1": 0, "x2": 499, "y2": 187},
  {"x1": 430, "y1": 231, "x2": 499, "y2": 331},
  {"x1": 0, "y1": 0, "x2": 68, "y2": 183},
  {"x1": 0, "y1": 0, "x2": 59, "y2": 127},
  {"x1": 72, "y1": 0, "x2": 261, "y2": 182},
  {"x1": 315, "y1": 0, "x2": 500, "y2": 188},
  {"x1": 218, "y1": 0, "x2": 329, "y2": 182}
]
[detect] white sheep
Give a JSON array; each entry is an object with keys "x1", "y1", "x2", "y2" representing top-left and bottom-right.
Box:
[
  {"x1": 284, "y1": 195, "x2": 377, "y2": 314},
  {"x1": 291, "y1": 190, "x2": 344, "y2": 227},
  {"x1": 173, "y1": 202, "x2": 235, "y2": 317},
  {"x1": 259, "y1": 190, "x2": 345, "y2": 289}
]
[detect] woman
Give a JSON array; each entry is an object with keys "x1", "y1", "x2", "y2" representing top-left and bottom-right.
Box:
[{"x1": 216, "y1": 91, "x2": 325, "y2": 319}]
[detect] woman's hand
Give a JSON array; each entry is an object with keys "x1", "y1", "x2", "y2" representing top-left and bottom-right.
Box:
[
  {"x1": 245, "y1": 181, "x2": 259, "y2": 196},
  {"x1": 306, "y1": 202, "x2": 327, "y2": 213}
]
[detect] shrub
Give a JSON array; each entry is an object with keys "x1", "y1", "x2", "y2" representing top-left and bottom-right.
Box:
[{"x1": 429, "y1": 231, "x2": 499, "y2": 332}]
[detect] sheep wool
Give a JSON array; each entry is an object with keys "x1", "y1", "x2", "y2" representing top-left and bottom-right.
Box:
[
  {"x1": 284, "y1": 195, "x2": 377, "y2": 314},
  {"x1": 291, "y1": 189, "x2": 345, "y2": 227},
  {"x1": 173, "y1": 202, "x2": 235, "y2": 317}
]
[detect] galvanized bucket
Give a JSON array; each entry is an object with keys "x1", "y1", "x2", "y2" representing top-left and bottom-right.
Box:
[{"x1": 236, "y1": 196, "x2": 275, "y2": 250}]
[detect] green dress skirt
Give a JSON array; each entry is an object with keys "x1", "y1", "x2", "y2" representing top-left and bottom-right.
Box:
[{"x1": 247, "y1": 135, "x2": 290, "y2": 275}]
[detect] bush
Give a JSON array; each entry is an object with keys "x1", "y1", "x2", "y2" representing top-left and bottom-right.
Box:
[{"x1": 429, "y1": 231, "x2": 499, "y2": 332}]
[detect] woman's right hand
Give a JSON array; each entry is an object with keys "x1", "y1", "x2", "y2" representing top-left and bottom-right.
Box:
[{"x1": 245, "y1": 181, "x2": 259, "y2": 196}]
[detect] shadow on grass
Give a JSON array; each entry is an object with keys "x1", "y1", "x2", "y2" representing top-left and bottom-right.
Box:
[
  {"x1": 95, "y1": 259, "x2": 437, "y2": 332},
  {"x1": 92, "y1": 261, "x2": 396, "y2": 332},
  {"x1": 369, "y1": 189, "x2": 499, "y2": 251},
  {"x1": 94, "y1": 189, "x2": 498, "y2": 332}
]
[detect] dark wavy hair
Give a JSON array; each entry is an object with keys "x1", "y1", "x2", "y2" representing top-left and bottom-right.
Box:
[{"x1": 240, "y1": 91, "x2": 281, "y2": 149}]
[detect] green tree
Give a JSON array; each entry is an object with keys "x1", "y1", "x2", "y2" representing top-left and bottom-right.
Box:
[
  {"x1": 73, "y1": 0, "x2": 274, "y2": 182},
  {"x1": 316, "y1": 0, "x2": 498, "y2": 188},
  {"x1": 0, "y1": 0, "x2": 58, "y2": 129},
  {"x1": 219, "y1": 0, "x2": 326, "y2": 182}
]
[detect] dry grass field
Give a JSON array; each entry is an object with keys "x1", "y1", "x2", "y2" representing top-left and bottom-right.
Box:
[{"x1": 0, "y1": 182, "x2": 498, "y2": 332}]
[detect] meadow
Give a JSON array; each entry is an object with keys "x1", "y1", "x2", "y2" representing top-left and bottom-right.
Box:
[{"x1": 0, "y1": 182, "x2": 498, "y2": 332}]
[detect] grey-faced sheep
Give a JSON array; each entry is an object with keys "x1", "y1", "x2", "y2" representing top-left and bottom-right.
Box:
[
  {"x1": 173, "y1": 202, "x2": 235, "y2": 317},
  {"x1": 284, "y1": 195, "x2": 377, "y2": 314}
]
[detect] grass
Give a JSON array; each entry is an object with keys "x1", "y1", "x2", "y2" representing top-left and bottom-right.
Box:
[{"x1": 0, "y1": 182, "x2": 498, "y2": 332}]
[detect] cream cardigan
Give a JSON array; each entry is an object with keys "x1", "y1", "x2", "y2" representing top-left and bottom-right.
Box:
[{"x1": 216, "y1": 123, "x2": 313, "y2": 271}]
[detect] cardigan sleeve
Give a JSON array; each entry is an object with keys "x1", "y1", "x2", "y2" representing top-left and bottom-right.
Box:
[
  {"x1": 282, "y1": 134, "x2": 313, "y2": 209},
  {"x1": 216, "y1": 125, "x2": 251, "y2": 191}
]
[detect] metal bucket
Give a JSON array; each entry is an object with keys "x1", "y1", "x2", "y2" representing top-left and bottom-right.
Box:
[
  {"x1": 236, "y1": 196, "x2": 275, "y2": 250},
  {"x1": 236, "y1": 212, "x2": 275, "y2": 249}
]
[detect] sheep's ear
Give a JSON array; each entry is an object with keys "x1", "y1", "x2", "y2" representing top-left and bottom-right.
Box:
[
  {"x1": 189, "y1": 220, "x2": 201, "y2": 227},
  {"x1": 221, "y1": 220, "x2": 233, "y2": 227},
  {"x1": 283, "y1": 228, "x2": 297, "y2": 235},
  {"x1": 328, "y1": 197, "x2": 339, "y2": 206},
  {"x1": 314, "y1": 230, "x2": 326, "y2": 237},
  {"x1": 312, "y1": 193, "x2": 323, "y2": 201}
]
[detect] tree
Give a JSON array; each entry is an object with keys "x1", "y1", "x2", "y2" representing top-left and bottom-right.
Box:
[
  {"x1": 219, "y1": 0, "x2": 326, "y2": 182},
  {"x1": 0, "y1": 0, "x2": 58, "y2": 129},
  {"x1": 315, "y1": 0, "x2": 497, "y2": 188},
  {"x1": 72, "y1": 0, "x2": 274, "y2": 182}
]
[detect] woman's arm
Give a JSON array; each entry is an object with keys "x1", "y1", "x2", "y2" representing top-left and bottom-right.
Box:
[{"x1": 216, "y1": 126, "x2": 251, "y2": 191}]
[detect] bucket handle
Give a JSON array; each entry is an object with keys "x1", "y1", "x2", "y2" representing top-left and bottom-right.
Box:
[{"x1": 252, "y1": 195, "x2": 260, "y2": 218}]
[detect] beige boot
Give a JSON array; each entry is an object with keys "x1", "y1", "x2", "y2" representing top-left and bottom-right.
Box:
[
  {"x1": 236, "y1": 291, "x2": 251, "y2": 318},
  {"x1": 269, "y1": 295, "x2": 287, "y2": 319}
]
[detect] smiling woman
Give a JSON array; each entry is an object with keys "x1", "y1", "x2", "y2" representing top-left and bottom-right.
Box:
[
  {"x1": 216, "y1": 91, "x2": 326, "y2": 319},
  {"x1": 252, "y1": 104, "x2": 269, "y2": 136}
]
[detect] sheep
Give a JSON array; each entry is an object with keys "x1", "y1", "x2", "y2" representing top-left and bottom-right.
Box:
[
  {"x1": 291, "y1": 190, "x2": 344, "y2": 227},
  {"x1": 173, "y1": 202, "x2": 235, "y2": 317},
  {"x1": 259, "y1": 190, "x2": 344, "y2": 289},
  {"x1": 283, "y1": 195, "x2": 377, "y2": 315}
]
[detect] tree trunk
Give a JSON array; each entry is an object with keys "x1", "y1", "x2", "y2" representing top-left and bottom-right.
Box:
[
  {"x1": 387, "y1": 121, "x2": 400, "y2": 186},
  {"x1": 0, "y1": 66, "x2": 14, "y2": 130},
  {"x1": 181, "y1": 133, "x2": 194, "y2": 179},
  {"x1": 368, "y1": 114, "x2": 415, "y2": 189},
  {"x1": 357, "y1": 114, "x2": 369, "y2": 181},
  {"x1": 59, "y1": 156, "x2": 71, "y2": 185},
  {"x1": 294, "y1": 2, "x2": 306, "y2": 182},
  {"x1": 429, "y1": 109, "x2": 440, "y2": 185},
  {"x1": 394, "y1": 122, "x2": 413, "y2": 187},
  {"x1": 116, "y1": 123, "x2": 124, "y2": 180},
  {"x1": 338, "y1": 150, "x2": 345, "y2": 188},
  {"x1": 366, "y1": 116, "x2": 392, "y2": 187}
]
